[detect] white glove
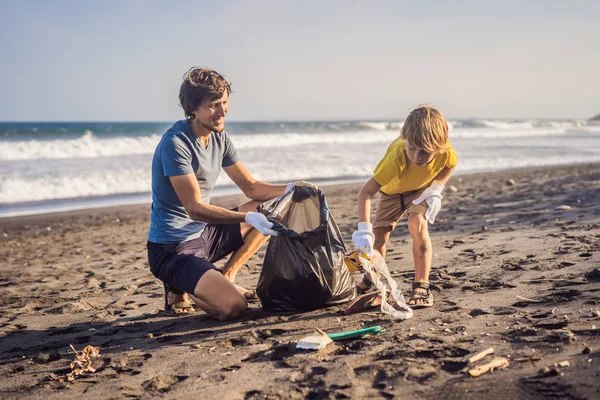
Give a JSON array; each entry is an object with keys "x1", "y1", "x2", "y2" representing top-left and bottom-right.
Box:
[
  {"x1": 412, "y1": 180, "x2": 444, "y2": 223},
  {"x1": 245, "y1": 212, "x2": 278, "y2": 236},
  {"x1": 352, "y1": 222, "x2": 374, "y2": 256},
  {"x1": 285, "y1": 181, "x2": 318, "y2": 194}
]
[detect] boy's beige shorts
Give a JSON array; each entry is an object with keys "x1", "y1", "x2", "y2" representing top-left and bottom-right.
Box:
[{"x1": 373, "y1": 188, "x2": 428, "y2": 230}]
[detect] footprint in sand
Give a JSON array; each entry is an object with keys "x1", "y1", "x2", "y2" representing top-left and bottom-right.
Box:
[
  {"x1": 107, "y1": 299, "x2": 145, "y2": 311},
  {"x1": 48, "y1": 300, "x2": 102, "y2": 314},
  {"x1": 221, "y1": 364, "x2": 242, "y2": 372},
  {"x1": 585, "y1": 267, "x2": 600, "y2": 282},
  {"x1": 142, "y1": 374, "x2": 188, "y2": 394},
  {"x1": 241, "y1": 343, "x2": 295, "y2": 363},
  {"x1": 111, "y1": 353, "x2": 152, "y2": 375},
  {"x1": 244, "y1": 390, "x2": 280, "y2": 400},
  {"x1": 230, "y1": 329, "x2": 287, "y2": 347}
]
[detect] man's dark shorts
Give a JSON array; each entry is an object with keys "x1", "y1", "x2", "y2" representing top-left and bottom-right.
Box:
[{"x1": 147, "y1": 219, "x2": 244, "y2": 295}]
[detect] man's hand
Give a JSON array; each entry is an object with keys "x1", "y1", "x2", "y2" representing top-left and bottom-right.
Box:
[
  {"x1": 285, "y1": 181, "x2": 318, "y2": 194},
  {"x1": 412, "y1": 180, "x2": 444, "y2": 223},
  {"x1": 352, "y1": 222, "x2": 374, "y2": 256},
  {"x1": 245, "y1": 212, "x2": 278, "y2": 236}
]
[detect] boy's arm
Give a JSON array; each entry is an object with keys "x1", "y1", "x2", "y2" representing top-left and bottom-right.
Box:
[
  {"x1": 433, "y1": 166, "x2": 456, "y2": 186},
  {"x1": 358, "y1": 178, "x2": 382, "y2": 223},
  {"x1": 353, "y1": 177, "x2": 381, "y2": 256}
]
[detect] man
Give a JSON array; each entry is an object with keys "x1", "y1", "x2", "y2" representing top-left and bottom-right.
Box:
[{"x1": 147, "y1": 67, "x2": 301, "y2": 320}]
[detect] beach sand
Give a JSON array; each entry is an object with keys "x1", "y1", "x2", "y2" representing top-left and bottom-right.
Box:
[{"x1": 1, "y1": 163, "x2": 599, "y2": 399}]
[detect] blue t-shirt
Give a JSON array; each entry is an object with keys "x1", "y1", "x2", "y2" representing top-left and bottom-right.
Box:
[{"x1": 148, "y1": 120, "x2": 239, "y2": 244}]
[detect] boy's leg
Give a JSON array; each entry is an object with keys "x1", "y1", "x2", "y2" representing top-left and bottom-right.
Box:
[
  {"x1": 407, "y1": 212, "x2": 432, "y2": 306},
  {"x1": 373, "y1": 227, "x2": 393, "y2": 257},
  {"x1": 354, "y1": 226, "x2": 393, "y2": 291},
  {"x1": 357, "y1": 191, "x2": 404, "y2": 291},
  {"x1": 372, "y1": 191, "x2": 406, "y2": 257},
  {"x1": 220, "y1": 200, "x2": 269, "y2": 293}
]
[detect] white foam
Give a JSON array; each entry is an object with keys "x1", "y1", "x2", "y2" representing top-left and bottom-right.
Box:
[
  {"x1": 2, "y1": 120, "x2": 598, "y2": 162},
  {"x1": 480, "y1": 120, "x2": 536, "y2": 130},
  {"x1": 0, "y1": 131, "x2": 163, "y2": 161},
  {"x1": 2, "y1": 119, "x2": 600, "y2": 208},
  {"x1": 449, "y1": 127, "x2": 567, "y2": 139}
]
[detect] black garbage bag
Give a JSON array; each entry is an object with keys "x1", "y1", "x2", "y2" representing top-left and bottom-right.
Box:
[{"x1": 256, "y1": 186, "x2": 356, "y2": 311}]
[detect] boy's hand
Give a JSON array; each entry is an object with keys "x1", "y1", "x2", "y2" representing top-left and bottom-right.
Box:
[
  {"x1": 412, "y1": 180, "x2": 444, "y2": 223},
  {"x1": 352, "y1": 222, "x2": 374, "y2": 256},
  {"x1": 245, "y1": 212, "x2": 279, "y2": 236}
]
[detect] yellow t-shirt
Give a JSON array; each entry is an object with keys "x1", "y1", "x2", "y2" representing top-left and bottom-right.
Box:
[{"x1": 373, "y1": 138, "x2": 458, "y2": 195}]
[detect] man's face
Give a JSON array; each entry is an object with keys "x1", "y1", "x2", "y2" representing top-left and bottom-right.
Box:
[
  {"x1": 406, "y1": 140, "x2": 436, "y2": 167},
  {"x1": 192, "y1": 91, "x2": 229, "y2": 133}
]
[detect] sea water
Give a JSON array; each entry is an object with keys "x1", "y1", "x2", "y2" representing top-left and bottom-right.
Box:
[{"x1": 1, "y1": 119, "x2": 599, "y2": 217}]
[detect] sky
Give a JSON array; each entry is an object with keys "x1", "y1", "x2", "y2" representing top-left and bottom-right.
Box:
[{"x1": 0, "y1": 0, "x2": 599, "y2": 121}]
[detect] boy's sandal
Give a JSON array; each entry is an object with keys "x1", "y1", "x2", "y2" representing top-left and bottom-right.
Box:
[
  {"x1": 164, "y1": 283, "x2": 195, "y2": 316},
  {"x1": 356, "y1": 269, "x2": 383, "y2": 294},
  {"x1": 408, "y1": 282, "x2": 434, "y2": 308},
  {"x1": 343, "y1": 289, "x2": 391, "y2": 315},
  {"x1": 356, "y1": 274, "x2": 375, "y2": 295}
]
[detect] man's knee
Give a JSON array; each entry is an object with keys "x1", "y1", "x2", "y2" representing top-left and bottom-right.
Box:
[{"x1": 218, "y1": 296, "x2": 248, "y2": 320}]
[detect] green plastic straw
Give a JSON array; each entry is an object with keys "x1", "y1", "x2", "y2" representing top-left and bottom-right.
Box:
[{"x1": 327, "y1": 325, "x2": 383, "y2": 341}]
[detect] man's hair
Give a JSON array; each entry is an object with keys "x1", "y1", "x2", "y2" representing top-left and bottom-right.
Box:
[
  {"x1": 401, "y1": 104, "x2": 449, "y2": 153},
  {"x1": 179, "y1": 67, "x2": 232, "y2": 120}
]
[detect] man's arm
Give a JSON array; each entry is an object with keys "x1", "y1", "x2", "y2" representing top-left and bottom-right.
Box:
[
  {"x1": 224, "y1": 161, "x2": 287, "y2": 201},
  {"x1": 358, "y1": 178, "x2": 382, "y2": 223},
  {"x1": 169, "y1": 174, "x2": 246, "y2": 223}
]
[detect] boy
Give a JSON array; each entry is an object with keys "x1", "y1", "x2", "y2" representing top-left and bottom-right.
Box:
[{"x1": 352, "y1": 105, "x2": 458, "y2": 308}]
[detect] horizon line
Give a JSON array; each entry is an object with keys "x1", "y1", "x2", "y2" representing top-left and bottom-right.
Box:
[{"x1": 0, "y1": 115, "x2": 596, "y2": 124}]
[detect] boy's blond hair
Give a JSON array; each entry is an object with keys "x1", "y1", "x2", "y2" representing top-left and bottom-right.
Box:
[{"x1": 401, "y1": 105, "x2": 449, "y2": 153}]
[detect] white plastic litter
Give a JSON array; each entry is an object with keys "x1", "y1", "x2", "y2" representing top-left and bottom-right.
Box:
[
  {"x1": 358, "y1": 250, "x2": 413, "y2": 320},
  {"x1": 297, "y1": 329, "x2": 333, "y2": 350}
]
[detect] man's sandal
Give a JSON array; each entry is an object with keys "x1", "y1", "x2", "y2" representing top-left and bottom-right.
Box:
[
  {"x1": 235, "y1": 284, "x2": 259, "y2": 303},
  {"x1": 163, "y1": 283, "x2": 195, "y2": 316},
  {"x1": 242, "y1": 289, "x2": 259, "y2": 303},
  {"x1": 408, "y1": 282, "x2": 434, "y2": 308}
]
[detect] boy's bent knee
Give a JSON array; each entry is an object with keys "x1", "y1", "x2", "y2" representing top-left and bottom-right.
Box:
[
  {"x1": 373, "y1": 238, "x2": 387, "y2": 250},
  {"x1": 408, "y1": 213, "x2": 428, "y2": 235},
  {"x1": 373, "y1": 227, "x2": 391, "y2": 250}
]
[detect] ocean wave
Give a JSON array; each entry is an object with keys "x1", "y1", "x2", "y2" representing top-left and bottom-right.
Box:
[
  {"x1": 3, "y1": 121, "x2": 599, "y2": 162},
  {"x1": 3, "y1": 127, "x2": 600, "y2": 206},
  {"x1": 3, "y1": 148, "x2": 600, "y2": 205},
  {"x1": 0, "y1": 130, "x2": 163, "y2": 161},
  {"x1": 0, "y1": 130, "x2": 401, "y2": 161},
  {"x1": 449, "y1": 128, "x2": 567, "y2": 139},
  {"x1": 356, "y1": 121, "x2": 404, "y2": 131},
  {"x1": 0, "y1": 146, "x2": 379, "y2": 203}
]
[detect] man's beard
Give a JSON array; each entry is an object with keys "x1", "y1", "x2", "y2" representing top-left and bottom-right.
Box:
[{"x1": 201, "y1": 121, "x2": 224, "y2": 133}]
